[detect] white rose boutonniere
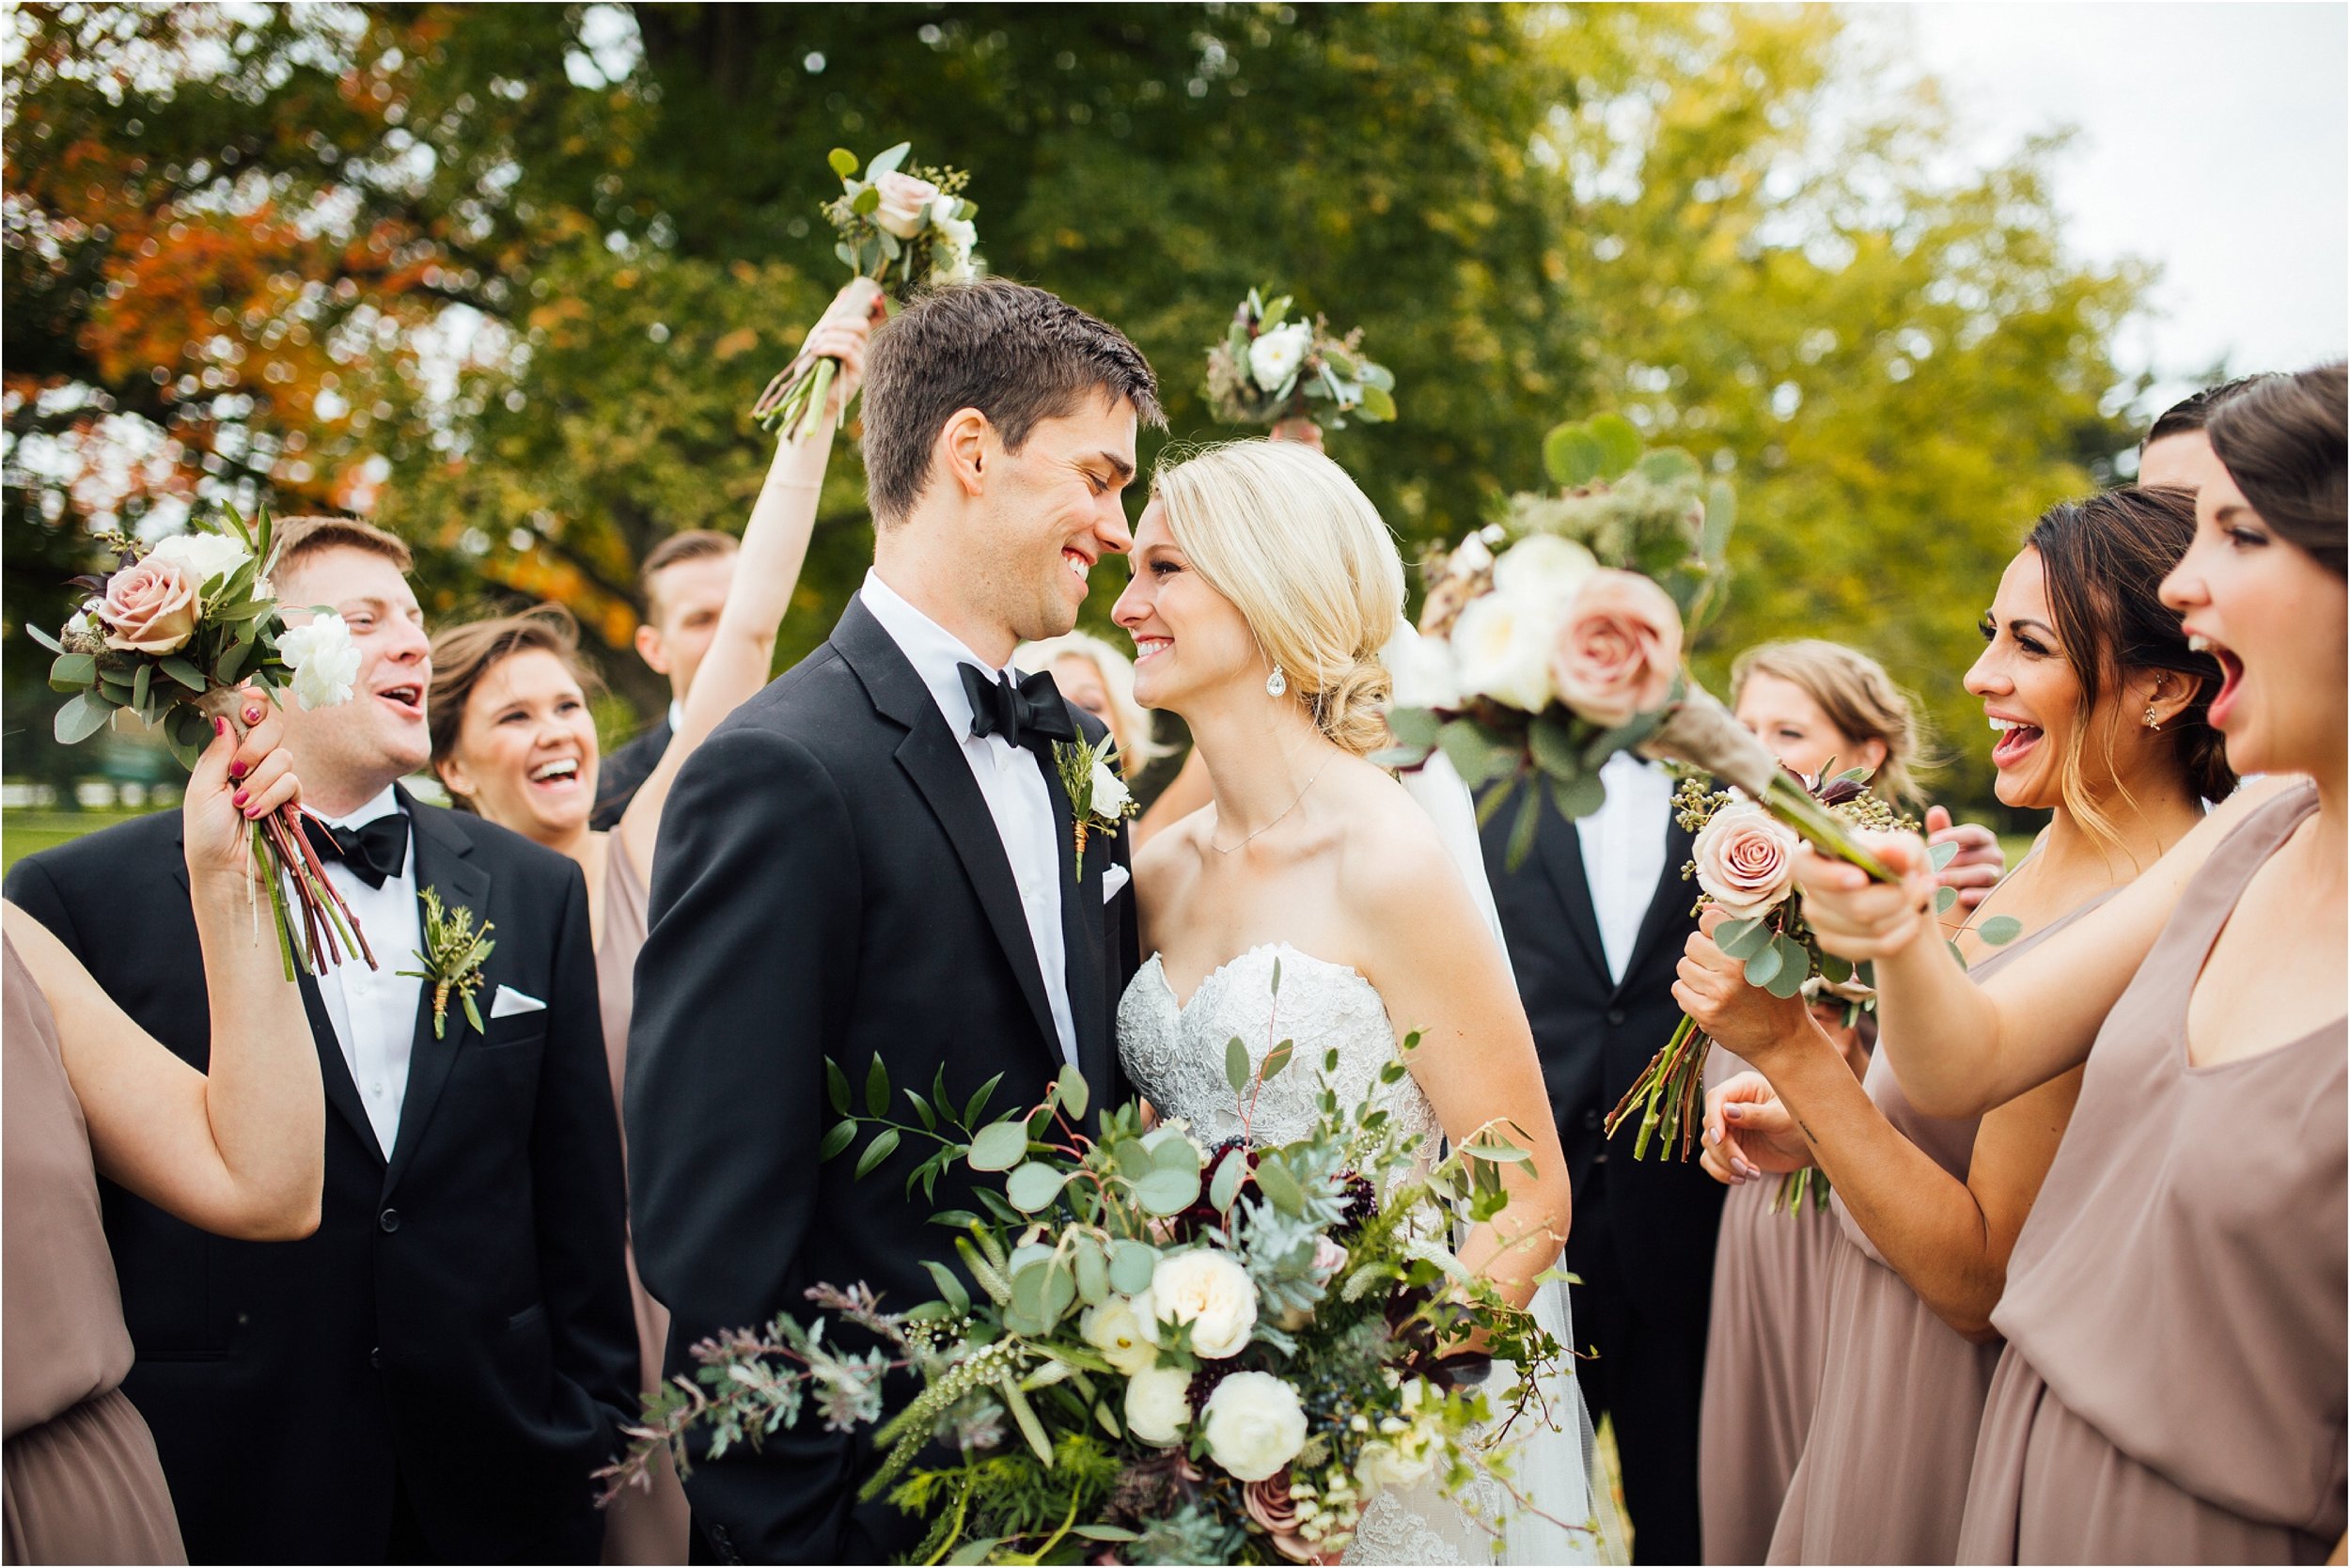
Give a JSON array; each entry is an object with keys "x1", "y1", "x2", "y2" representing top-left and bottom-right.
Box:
[{"x1": 1051, "y1": 733, "x2": 1139, "y2": 882}]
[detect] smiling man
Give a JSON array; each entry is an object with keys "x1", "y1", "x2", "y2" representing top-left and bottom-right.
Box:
[
  {"x1": 5, "y1": 516, "x2": 636, "y2": 1562},
  {"x1": 627, "y1": 279, "x2": 1162, "y2": 1563}
]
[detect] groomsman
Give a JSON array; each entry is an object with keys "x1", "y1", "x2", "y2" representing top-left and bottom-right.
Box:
[
  {"x1": 1484, "y1": 750, "x2": 1717, "y2": 1564},
  {"x1": 629, "y1": 278, "x2": 1158, "y2": 1564},
  {"x1": 591, "y1": 528, "x2": 741, "y2": 829},
  {"x1": 6, "y1": 517, "x2": 637, "y2": 1562}
]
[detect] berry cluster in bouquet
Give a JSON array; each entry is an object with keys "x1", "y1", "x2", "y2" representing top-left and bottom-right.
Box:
[
  {"x1": 1379, "y1": 408, "x2": 1904, "y2": 889},
  {"x1": 1204, "y1": 287, "x2": 1397, "y2": 440},
  {"x1": 27, "y1": 508, "x2": 372, "y2": 980},
  {"x1": 752, "y1": 141, "x2": 980, "y2": 440},
  {"x1": 602, "y1": 977, "x2": 1589, "y2": 1564}
]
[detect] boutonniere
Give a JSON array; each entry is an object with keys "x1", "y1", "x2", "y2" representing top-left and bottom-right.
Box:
[
  {"x1": 1052, "y1": 735, "x2": 1138, "y2": 882},
  {"x1": 397, "y1": 886, "x2": 496, "y2": 1040}
]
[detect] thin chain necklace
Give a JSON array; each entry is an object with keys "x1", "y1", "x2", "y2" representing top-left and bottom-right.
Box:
[{"x1": 1209, "y1": 755, "x2": 1336, "y2": 855}]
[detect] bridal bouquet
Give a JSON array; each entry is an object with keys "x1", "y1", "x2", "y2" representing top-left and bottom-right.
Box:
[
  {"x1": 752, "y1": 141, "x2": 981, "y2": 440},
  {"x1": 1381, "y1": 412, "x2": 1904, "y2": 892},
  {"x1": 602, "y1": 1011, "x2": 1583, "y2": 1562},
  {"x1": 27, "y1": 508, "x2": 374, "y2": 980},
  {"x1": 1204, "y1": 288, "x2": 1397, "y2": 434}
]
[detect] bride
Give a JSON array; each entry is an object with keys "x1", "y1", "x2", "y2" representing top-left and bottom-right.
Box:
[{"x1": 1108, "y1": 440, "x2": 1626, "y2": 1564}]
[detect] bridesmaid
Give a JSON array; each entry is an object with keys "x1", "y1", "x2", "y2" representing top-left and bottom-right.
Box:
[
  {"x1": 424, "y1": 280, "x2": 877, "y2": 1564},
  {"x1": 1695, "y1": 638, "x2": 1940, "y2": 1565},
  {"x1": 4, "y1": 701, "x2": 321, "y2": 1563},
  {"x1": 1794, "y1": 363, "x2": 2346, "y2": 1563},
  {"x1": 1688, "y1": 486, "x2": 2231, "y2": 1562}
]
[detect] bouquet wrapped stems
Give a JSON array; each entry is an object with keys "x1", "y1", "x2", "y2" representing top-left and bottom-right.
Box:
[
  {"x1": 198, "y1": 687, "x2": 375, "y2": 981},
  {"x1": 752, "y1": 349, "x2": 845, "y2": 445},
  {"x1": 1641, "y1": 685, "x2": 1899, "y2": 881}
]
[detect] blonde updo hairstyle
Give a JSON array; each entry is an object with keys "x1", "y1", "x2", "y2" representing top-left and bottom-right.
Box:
[
  {"x1": 1729, "y1": 638, "x2": 1937, "y2": 804},
  {"x1": 1149, "y1": 440, "x2": 1405, "y2": 758},
  {"x1": 1015, "y1": 630, "x2": 1171, "y2": 775}
]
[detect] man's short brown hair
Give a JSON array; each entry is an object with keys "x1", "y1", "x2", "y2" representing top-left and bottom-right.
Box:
[
  {"x1": 271, "y1": 514, "x2": 413, "y2": 576},
  {"x1": 859, "y1": 277, "x2": 1164, "y2": 526},
  {"x1": 638, "y1": 529, "x2": 740, "y2": 623}
]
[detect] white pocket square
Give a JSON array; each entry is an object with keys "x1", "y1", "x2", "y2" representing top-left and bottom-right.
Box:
[
  {"x1": 1101, "y1": 864, "x2": 1131, "y2": 902},
  {"x1": 489, "y1": 984, "x2": 547, "y2": 1019}
]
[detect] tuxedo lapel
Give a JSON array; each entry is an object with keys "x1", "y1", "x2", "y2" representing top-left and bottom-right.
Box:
[
  {"x1": 1533, "y1": 805, "x2": 1613, "y2": 985},
  {"x1": 383, "y1": 795, "x2": 490, "y2": 1196},
  {"x1": 1617, "y1": 815, "x2": 1699, "y2": 995},
  {"x1": 834, "y1": 601, "x2": 1064, "y2": 1070}
]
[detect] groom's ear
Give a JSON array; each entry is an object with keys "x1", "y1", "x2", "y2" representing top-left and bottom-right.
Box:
[{"x1": 940, "y1": 406, "x2": 994, "y2": 501}]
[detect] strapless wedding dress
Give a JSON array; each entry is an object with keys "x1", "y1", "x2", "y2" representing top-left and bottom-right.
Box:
[{"x1": 1118, "y1": 944, "x2": 1614, "y2": 1566}]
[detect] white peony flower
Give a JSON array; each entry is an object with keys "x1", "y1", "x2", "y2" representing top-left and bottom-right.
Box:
[
  {"x1": 1381, "y1": 620, "x2": 1461, "y2": 710},
  {"x1": 1080, "y1": 1297, "x2": 1159, "y2": 1375},
  {"x1": 1122, "y1": 1365, "x2": 1193, "y2": 1446},
  {"x1": 1089, "y1": 758, "x2": 1133, "y2": 820},
  {"x1": 149, "y1": 529, "x2": 253, "y2": 588},
  {"x1": 1449, "y1": 591, "x2": 1560, "y2": 713},
  {"x1": 1247, "y1": 321, "x2": 1313, "y2": 394},
  {"x1": 277, "y1": 612, "x2": 361, "y2": 711},
  {"x1": 1136, "y1": 1248, "x2": 1259, "y2": 1359},
  {"x1": 1490, "y1": 534, "x2": 1598, "y2": 612},
  {"x1": 1202, "y1": 1372, "x2": 1308, "y2": 1482}
]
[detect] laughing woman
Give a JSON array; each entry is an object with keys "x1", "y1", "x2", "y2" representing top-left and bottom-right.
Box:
[
  {"x1": 1793, "y1": 363, "x2": 2346, "y2": 1564},
  {"x1": 425, "y1": 280, "x2": 879, "y2": 1564}
]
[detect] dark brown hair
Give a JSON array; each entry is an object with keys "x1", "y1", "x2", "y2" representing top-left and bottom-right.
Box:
[
  {"x1": 2027, "y1": 486, "x2": 2235, "y2": 850},
  {"x1": 2206, "y1": 361, "x2": 2347, "y2": 577},
  {"x1": 426, "y1": 604, "x2": 603, "y2": 812},
  {"x1": 2142, "y1": 376, "x2": 2267, "y2": 451},
  {"x1": 638, "y1": 529, "x2": 739, "y2": 623},
  {"x1": 859, "y1": 277, "x2": 1164, "y2": 525},
  {"x1": 271, "y1": 514, "x2": 413, "y2": 575}
]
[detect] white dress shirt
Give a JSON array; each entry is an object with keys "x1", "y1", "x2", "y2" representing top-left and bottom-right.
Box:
[
  {"x1": 307, "y1": 784, "x2": 427, "y2": 1156},
  {"x1": 1576, "y1": 752, "x2": 1675, "y2": 985},
  {"x1": 859, "y1": 571, "x2": 1077, "y2": 1067}
]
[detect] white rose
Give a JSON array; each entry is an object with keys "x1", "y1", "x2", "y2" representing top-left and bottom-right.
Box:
[
  {"x1": 149, "y1": 530, "x2": 253, "y2": 588},
  {"x1": 1090, "y1": 759, "x2": 1133, "y2": 820},
  {"x1": 277, "y1": 612, "x2": 361, "y2": 711},
  {"x1": 1491, "y1": 534, "x2": 1598, "y2": 613},
  {"x1": 1136, "y1": 1248, "x2": 1258, "y2": 1359},
  {"x1": 1246, "y1": 321, "x2": 1313, "y2": 394},
  {"x1": 1201, "y1": 1372, "x2": 1308, "y2": 1482},
  {"x1": 1449, "y1": 591, "x2": 1560, "y2": 713},
  {"x1": 1081, "y1": 1297, "x2": 1158, "y2": 1375},
  {"x1": 1122, "y1": 1365, "x2": 1193, "y2": 1446},
  {"x1": 928, "y1": 196, "x2": 979, "y2": 254},
  {"x1": 1381, "y1": 620, "x2": 1461, "y2": 710},
  {"x1": 872, "y1": 170, "x2": 943, "y2": 239}
]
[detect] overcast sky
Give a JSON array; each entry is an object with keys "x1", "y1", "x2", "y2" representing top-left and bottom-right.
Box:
[{"x1": 1867, "y1": 2, "x2": 2347, "y2": 410}]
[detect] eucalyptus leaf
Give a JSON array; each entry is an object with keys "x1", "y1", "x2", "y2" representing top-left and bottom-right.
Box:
[
  {"x1": 967, "y1": 1120, "x2": 1029, "y2": 1171},
  {"x1": 158, "y1": 655, "x2": 204, "y2": 691},
  {"x1": 1544, "y1": 422, "x2": 1603, "y2": 487},
  {"x1": 1056, "y1": 1062, "x2": 1089, "y2": 1120},
  {"x1": 1224, "y1": 1035, "x2": 1251, "y2": 1096},
  {"x1": 47, "y1": 651, "x2": 94, "y2": 688},
  {"x1": 1073, "y1": 1239, "x2": 1109, "y2": 1306},
  {"x1": 1930, "y1": 839, "x2": 1961, "y2": 872},
  {"x1": 864, "y1": 141, "x2": 912, "y2": 180},
  {"x1": 1255, "y1": 1157, "x2": 1306, "y2": 1216},
  {"x1": 1208, "y1": 1149, "x2": 1247, "y2": 1211},
  {"x1": 1742, "y1": 940, "x2": 1785, "y2": 990},
  {"x1": 1108, "y1": 1240, "x2": 1157, "y2": 1296},
  {"x1": 1358, "y1": 383, "x2": 1397, "y2": 422},
  {"x1": 1588, "y1": 412, "x2": 1642, "y2": 478},
  {"x1": 1716, "y1": 917, "x2": 1771, "y2": 960},
  {"x1": 1133, "y1": 1166, "x2": 1200, "y2": 1216},
  {"x1": 1764, "y1": 934, "x2": 1811, "y2": 999},
  {"x1": 53, "y1": 691, "x2": 110, "y2": 745},
  {"x1": 1006, "y1": 1162, "x2": 1068, "y2": 1213},
  {"x1": 827, "y1": 147, "x2": 859, "y2": 178},
  {"x1": 1548, "y1": 770, "x2": 1607, "y2": 821},
  {"x1": 1975, "y1": 915, "x2": 2023, "y2": 946}
]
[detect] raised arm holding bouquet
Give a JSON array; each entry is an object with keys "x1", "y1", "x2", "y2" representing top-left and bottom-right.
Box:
[
  {"x1": 28, "y1": 509, "x2": 371, "y2": 979},
  {"x1": 752, "y1": 142, "x2": 979, "y2": 441}
]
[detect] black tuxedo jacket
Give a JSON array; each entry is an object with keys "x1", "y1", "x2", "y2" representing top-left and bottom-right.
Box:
[
  {"x1": 5, "y1": 791, "x2": 638, "y2": 1563},
  {"x1": 627, "y1": 596, "x2": 1140, "y2": 1564},
  {"x1": 1482, "y1": 795, "x2": 1724, "y2": 1309},
  {"x1": 590, "y1": 715, "x2": 672, "y2": 831}
]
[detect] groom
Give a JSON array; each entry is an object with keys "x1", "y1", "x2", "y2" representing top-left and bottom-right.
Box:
[{"x1": 627, "y1": 278, "x2": 1162, "y2": 1563}]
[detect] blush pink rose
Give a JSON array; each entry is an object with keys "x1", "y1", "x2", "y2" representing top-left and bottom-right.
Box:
[
  {"x1": 1243, "y1": 1470, "x2": 1317, "y2": 1563},
  {"x1": 1550, "y1": 570, "x2": 1684, "y2": 727},
  {"x1": 1691, "y1": 801, "x2": 1802, "y2": 920},
  {"x1": 871, "y1": 170, "x2": 943, "y2": 239},
  {"x1": 100, "y1": 556, "x2": 199, "y2": 655}
]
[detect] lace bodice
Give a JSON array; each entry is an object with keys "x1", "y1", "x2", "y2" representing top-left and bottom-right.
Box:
[{"x1": 1116, "y1": 944, "x2": 1444, "y2": 1154}]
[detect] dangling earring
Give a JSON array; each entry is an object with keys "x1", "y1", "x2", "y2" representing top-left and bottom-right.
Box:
[
  {"x1": 2143, "y1": 705, "x2": 2161, "y2": 730},
  {"x1": 1265, "y1": 662, "x2": 1288, "y2": 698}
]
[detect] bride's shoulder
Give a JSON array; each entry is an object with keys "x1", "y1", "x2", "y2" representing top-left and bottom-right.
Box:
[
  {"x1": 1132, "y1": 804, "x2": 1209, "y2": 900},
  {"x1": 1328, "y1": 762, "x2": 1469, "y2": 909}
]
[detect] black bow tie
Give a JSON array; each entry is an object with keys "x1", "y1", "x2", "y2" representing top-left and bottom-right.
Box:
[
  {"x1": 959, "y1": 664, "x2": 1078, "y2": 755},
  {"x1": 302, "y1": 812, "x2": 409, "y2": 890}
]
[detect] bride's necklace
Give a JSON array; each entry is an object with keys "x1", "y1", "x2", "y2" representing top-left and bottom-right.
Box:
[{"x1": 1209, "y1": 756, "x2": 1335, "y2": 855}]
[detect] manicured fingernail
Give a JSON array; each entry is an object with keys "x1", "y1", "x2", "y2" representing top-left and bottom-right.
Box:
[
  {"x1": 232, "y1": 788, "x2": 249, "y2": 808},
  {"x1": 244, "y1": 706, "x2": 262, "y2": 725},
  {"x1": 1724, "y1": 1104, "x2": 1743, "y2": 1119},
  {"x1": 213, "y1": 716, "x2": 227, "y2": 737},
  {"x1": 228, "y1": 760, "x2": 245, "y2": 780}
]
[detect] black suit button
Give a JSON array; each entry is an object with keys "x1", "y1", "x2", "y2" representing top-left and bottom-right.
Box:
[
  {"x1": 378, "y1": 1208, "x2": 400, "y2": 1233},
  {"x1": 1583, "y1": 1108, "x2": 1601, "y2": 1131},
  {"x1": 369, "y1": 1347, "x2": 382, "y2": 1370},
  {"x1": 1606, "y1": 1007, "x2": 1627, "y2": 1026}
]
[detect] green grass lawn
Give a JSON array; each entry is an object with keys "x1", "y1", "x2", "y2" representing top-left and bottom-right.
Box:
[{"x1": 1, "y1": 806, "x2": 160, "y2": 876}]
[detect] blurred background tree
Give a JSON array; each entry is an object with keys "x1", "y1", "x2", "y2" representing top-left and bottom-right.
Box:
[{"x1": 5, "y1": 1, "x2": 2148, "y2": 822}]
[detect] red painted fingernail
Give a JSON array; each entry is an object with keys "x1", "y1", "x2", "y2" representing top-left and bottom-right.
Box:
[
  {"x1": 232, "y1": 788, "x2": 249, "y2": 808},
  {"x1": 213, "y1": 716, "x2": 227, "y2": 737},
  {"x1": 244, "y1": 707, "x2": 262, "y2": 725},
  {"x1": 228, "y1": 760, "x2": 245, "y2": 780}
]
